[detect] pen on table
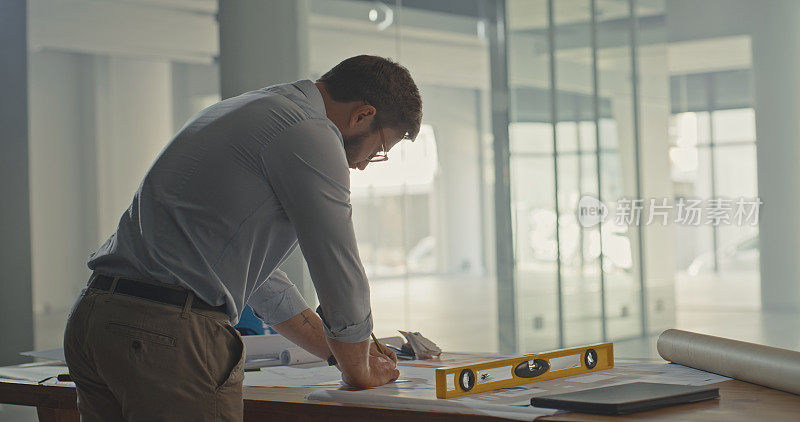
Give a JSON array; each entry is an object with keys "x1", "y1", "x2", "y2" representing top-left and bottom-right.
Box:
[{"x1": 37, "y1": 374, "x2": 72, "y2": 384}]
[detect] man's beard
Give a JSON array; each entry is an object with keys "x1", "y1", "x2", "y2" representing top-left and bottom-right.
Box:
[{"x1": 343, "y1": 131, "x2": 369, "y2": 165}]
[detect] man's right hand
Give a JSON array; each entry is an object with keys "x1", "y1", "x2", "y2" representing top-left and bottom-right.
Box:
[
  {"x1": 341, "y1": 352, "x2": 399, "y2": 388},
  {"x1": 327, "y1": 336, "x2": 400, "y2": 388}
]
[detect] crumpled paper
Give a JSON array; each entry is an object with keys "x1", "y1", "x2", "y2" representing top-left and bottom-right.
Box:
[{"x1": 399, "y1": 330, "x2": 442, "y2": 360}]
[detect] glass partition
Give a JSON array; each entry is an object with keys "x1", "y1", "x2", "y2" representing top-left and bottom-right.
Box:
[
  {"x1": 503, "y1": 0, "x2": 672, "y2": 351},
  {"x1": 309, "y1": 0, "x2": 495, "y2": 352}
]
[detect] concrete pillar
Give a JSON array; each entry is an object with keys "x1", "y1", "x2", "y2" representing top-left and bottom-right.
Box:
[
  {"x1": 94, "y1": 56, "x2": 174, "y2": 239},
  {"x1": 752, "y1": 0, "x2": 800, "y2": 311},
  {"x1": 0, "y1": 0, "x2": 34, "y2": 366},
  {"x1": 218, "y1": 0, "x2": 309, "y2": 98},
  {"x1": 218, "y1": 0, "x2": 315, "y2": 303},
  {"x1": 636, "y1": 42, "x2": 676, "y2": 333}
]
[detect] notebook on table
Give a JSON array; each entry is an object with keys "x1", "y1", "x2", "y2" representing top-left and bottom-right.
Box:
[{"x1": 531, "y1": 382, "x2": 720, "y2": 415}]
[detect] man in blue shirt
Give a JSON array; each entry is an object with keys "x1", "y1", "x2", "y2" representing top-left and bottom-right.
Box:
[{"x1": 64, "y1": 55, "x2": 422, "y2": 421}]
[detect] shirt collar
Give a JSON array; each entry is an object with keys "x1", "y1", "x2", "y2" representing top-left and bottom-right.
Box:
[
  {"x1": 291, "y1": 79, "x2": 344, "y2": 145},
  {"x1": 292, "y1": 79, "x2": 327, "y2": 116}
]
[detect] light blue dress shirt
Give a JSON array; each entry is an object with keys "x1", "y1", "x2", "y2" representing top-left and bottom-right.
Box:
[{"x1": 87, "y1": 80, "x2": 373, "y2": 343}]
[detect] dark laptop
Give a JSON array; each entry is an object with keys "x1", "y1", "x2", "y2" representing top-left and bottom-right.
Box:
[{"x1": 531, "y1": 382, "x2": 720, "y2": 415}]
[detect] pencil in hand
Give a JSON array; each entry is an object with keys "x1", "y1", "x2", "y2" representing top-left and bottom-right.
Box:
[{"x1": 371, "y1": 333, "x2": 387, "y2": 356}]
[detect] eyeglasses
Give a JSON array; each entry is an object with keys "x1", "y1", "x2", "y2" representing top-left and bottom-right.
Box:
[{"x1": 368, "y1": 125, "x2": 389, "y2": 163}]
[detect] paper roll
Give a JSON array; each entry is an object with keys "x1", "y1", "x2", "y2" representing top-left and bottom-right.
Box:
[
  {"x1": 657, "y1": 329, "x2": 800, "y2": 395},
  {"x1": 280, "y1": 347, "x2": 323, "y2": 366},
  {"x1": 242, "y1": 334, "x2": 297, "y2": 359}
]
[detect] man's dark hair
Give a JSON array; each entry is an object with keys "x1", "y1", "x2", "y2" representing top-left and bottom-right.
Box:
[{"x1": 318, "y1": 55, "x2": 422, "y2": 141}]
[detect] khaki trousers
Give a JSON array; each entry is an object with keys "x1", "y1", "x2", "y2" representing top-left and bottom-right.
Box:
[{"x1": 64, "y1": 280, "x2": 245, "y2": 421}]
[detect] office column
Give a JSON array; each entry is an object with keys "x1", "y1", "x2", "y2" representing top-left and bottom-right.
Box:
[
  {"x1": 218, "y1": 0, "x2": 315, "y2": 303},
  {"x1": 638, "y1": 57, "x2": 676, "y2": 333},
  {"x1": 752, "y1": 0, "x2": 800, "y2": 311},
  {"x1": 0, "y1": 0, "x2": 34, "y2": 365},
  {"x1": 94, "y1": 56, "x2": 174, "y2": 241},
  {"x1": 218, "y1": 0, "x2": 309, "y2": 98}
]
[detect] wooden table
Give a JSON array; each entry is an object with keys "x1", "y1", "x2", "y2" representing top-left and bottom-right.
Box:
[
  {"x1": 2, "y1": 370, "x2": 800, "y2": 421},
  {"x1": 536, "y1": 379, "x2": 800, "y2": 421},
  {"x1": 0, "y1": 381, "x2": 511, "y2": 422}
]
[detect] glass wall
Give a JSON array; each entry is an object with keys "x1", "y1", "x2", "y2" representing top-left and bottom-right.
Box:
[
  {"x1": 504, "y1": 0, "x2": 672, "y2": 352},
  {"x1": 596, "y1": 0, "x2": 643, "y2": 342},
  {"x1": 506, "y1": 0, "x2": 560, "y2": 352},
  {"x1": 670, "y1": 69, "x2": 760, "y2": 309}
]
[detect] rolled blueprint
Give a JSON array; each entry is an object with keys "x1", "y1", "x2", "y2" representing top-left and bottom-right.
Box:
[
  {"x1": 657, "y1": 329, "x2": 800, "y2": 395},
  {"x1": 242, "y1": 334, "x2": 297, "y2": 359},
  {"x1": 280, "y1": 347, "x2": 322, "y2": 366}
]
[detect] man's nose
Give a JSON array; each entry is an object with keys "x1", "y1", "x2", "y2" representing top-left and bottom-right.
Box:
[{"x1": 357, "y1": 161, "x2": 369, "y2": 171}]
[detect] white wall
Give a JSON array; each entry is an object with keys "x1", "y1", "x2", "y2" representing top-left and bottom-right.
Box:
[{"x1": 28, "y1": 51, "x2": 97, "y2": 348}]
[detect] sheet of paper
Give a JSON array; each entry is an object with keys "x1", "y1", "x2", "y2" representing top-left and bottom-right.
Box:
[{"x1": 19, "y1": 348, "x2": 66, "y2": 363}]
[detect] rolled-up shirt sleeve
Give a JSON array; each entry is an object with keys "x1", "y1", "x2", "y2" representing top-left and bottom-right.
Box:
[
  {"x1": 248, "y1": 269, "x2": 309, "y2": 325},
  {"x1": 260, "y1": 118, "x2": 373, "y2": 343}
]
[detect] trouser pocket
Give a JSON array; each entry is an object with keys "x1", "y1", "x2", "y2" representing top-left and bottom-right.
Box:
[
  {"x1": 208, "y1": 321, "x2": 245, "y2": 390},
  {"x1": 104, "y1": 322, "x2": 177, "y2": 347}
]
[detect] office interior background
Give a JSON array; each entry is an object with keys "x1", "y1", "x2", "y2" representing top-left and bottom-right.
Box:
[{"x1": 2, "y1": 0, "x2": 800, "y2": 418}]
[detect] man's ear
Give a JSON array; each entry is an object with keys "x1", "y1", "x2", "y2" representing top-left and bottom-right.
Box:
[{"x1": 349, "y1": 105, "x2": 377, "y2": 128}]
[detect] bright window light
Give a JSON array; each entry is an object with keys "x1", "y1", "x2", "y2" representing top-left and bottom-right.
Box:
[{"x1": 350, "y1": 124, "x2": 439, "y2": 197}]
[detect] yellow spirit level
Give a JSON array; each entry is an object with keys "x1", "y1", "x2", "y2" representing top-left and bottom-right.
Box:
[{"x1": 435, "y1": 343, "x2": 614, "y2": 398}]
